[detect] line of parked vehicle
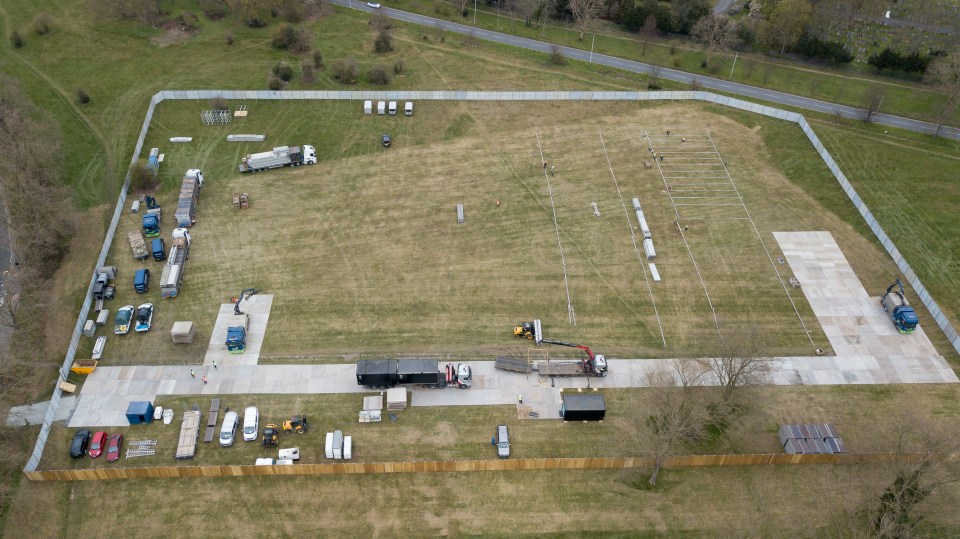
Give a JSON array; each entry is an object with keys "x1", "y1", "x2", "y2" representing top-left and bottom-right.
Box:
[{"x1": 70, "y1": 430, "x2": 123, "y2": 462}]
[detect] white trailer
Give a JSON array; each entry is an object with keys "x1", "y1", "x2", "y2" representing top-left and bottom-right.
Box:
[
  {"x1": 388, "y1": 101, "x2": 397, "y2": 115},
  {"x1": 363, "y1": 100, "x2": 372, "y2": 114},
  {"x1": 404, "y1": 102, "x2": 413, "y2": 116},
  {"x1": 377, "y1": 101, "x2": 386, "y2": 115}
]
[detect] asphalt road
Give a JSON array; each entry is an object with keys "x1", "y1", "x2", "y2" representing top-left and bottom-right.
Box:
[{"x1": 335, "y1": 0, "x2": 960, "y2": 140}]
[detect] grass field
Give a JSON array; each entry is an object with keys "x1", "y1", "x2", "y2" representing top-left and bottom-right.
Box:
[
  {"x1": 76, "y1": 100, "x2": 872, "y2": 366},
  {"x1": 25, "y1": 383, "x2": 960, "y2": 535},
  {"x1": 3, "y1": 1, "x2": 960, "y2": 537}
]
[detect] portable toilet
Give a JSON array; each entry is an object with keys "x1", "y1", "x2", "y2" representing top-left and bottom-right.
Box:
[
  {"x1": 363, "y1": 100, "x2": 372, "y2": 115},
  {"x1": 83, "y1": 320, "x2": 96, "y2": 337},
  {"x1": 377, "y1": 101, "x2": 386, "y2": 115},
  {"x1": 96, "y1": 309, "x2": 110, "y2": 326},
  {"x1": 388, "y1": 101, "x2": 397, "y2": 115},
  {"x1": 404, "y1": 101, "x2": 413, "y2": 116},
  {"x1": 125, "y1": 401, "x2": 155, "y2": 425},
  {"x1": 325, "y1": 432, "x2": 334, "y2": 458}
]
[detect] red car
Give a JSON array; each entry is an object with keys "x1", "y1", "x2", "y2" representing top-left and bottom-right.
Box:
[
  {"x1": 105, "y1": 434, "x2": 123, "y2": 462},
  {"x1": 88, "y1": 431, "x2": 108, "y2": 458}
]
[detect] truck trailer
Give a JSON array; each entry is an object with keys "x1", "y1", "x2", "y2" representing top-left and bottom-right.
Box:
[
  {"x1": 238, "y1": 145, "x2": 317, "y2": 173},
  {"x1": 159, "y1": 235, "x2": 189, "y2": 298},
  {"x1": 175, "y1": 169, "x2": 204, "y2": 227},
  {"x1": 356, "y1": 359, "x2": 472, "y2": 389}
]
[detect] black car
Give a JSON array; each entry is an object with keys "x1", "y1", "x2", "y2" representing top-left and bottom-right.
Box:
[{"x1": 70, "y1": 429, "x2": 91, "y2": 458}]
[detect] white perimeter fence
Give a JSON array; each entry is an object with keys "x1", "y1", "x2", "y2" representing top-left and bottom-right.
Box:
[{"x1": 23, "y1": 90, "x2": 960, "y2": 472}]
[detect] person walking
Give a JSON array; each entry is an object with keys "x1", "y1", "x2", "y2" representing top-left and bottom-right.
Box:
[
  {"x1": 190, "y1": 369, "x2": 195, "y2": 378},
  {"x1": 201, "y1": 375, "x2": 208, "y2": 385},
  {"x1": 518, "y1": 394, "x2": 523, "y2": 404},
  {"x1": 212, "y1": 360, "x2": 218, "y2": 369}
]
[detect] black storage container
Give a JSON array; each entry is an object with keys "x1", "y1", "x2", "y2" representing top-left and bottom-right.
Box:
[{"x1": 560, "y1": 394, "x2": 606, "y2": 421}]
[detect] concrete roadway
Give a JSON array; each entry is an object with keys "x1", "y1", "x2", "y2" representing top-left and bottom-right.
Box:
[{"x1": 332, "y1": 0, "x2": 960, "y2": 140}]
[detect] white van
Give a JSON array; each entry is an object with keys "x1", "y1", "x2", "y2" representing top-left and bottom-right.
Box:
[
  {"x1": 220, "y1": 410, "x2": 238, "y2": 447},
  {"x1": 404, "y1": 102, "x2": 413, "y2": 116},
  {"x1": 377, "y1": 101, "x2": 386, "y2": 115},
  {"x1": 388, "y1": 101, "x2": 397, "y2": 115},
  {"x1": 496, "y1": 424, "x2": 510, "y2": 459},
  {"x1": 242, "y1": 406, "x2": 259, "y2": 442},
  {"x1": 363, "y1": 100, "x2": 372, "y2": 115}
]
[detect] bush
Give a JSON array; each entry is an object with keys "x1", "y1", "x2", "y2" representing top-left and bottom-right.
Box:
[
  {"x1": 647, "y1": 82, "x2": 662, "y2": 90},
  {"x1": 549, "y1": 45, "x2": 567, "y2": 66},
  {"x1": 75, "y1": 87, "x2": 90, "y2": 105},
  {"x1": 11, "y1": 31, "x2": 22, "y2": 49},
  {"x1": 267, "y1": 75, "x2": 284, "y2": 90},
  {"x1": 368, "y1": 64, "x2": 393, "y2": 85},
  {"x1": 209, "y1": 96, "x2": 229, "y2": 111},
  {"x1": 791, "y1": 34, "x2": 853, "y2": 64},
  {"x1": 868, "y1": 47, "x2": 931, "y2": 74},
  {"x1": 433, "y1": 1, "x2": 450, "y2": 16},
  {"x1": 272, "y1": 61, "x2": 294, "y2": 82},
  {"x1": 330, "y1": 58, "x2": 359, "y2": 84},
  {"x1": 301, "y1": 63, "x2": 315, "y2": 83},
  {"x1": 176, "y1": 11, "x2": 200, "y2": 31},
  {"x1": 312, "y1": 50, "x2": 324, "y2": 69},
  {"x1": 199, "y1": 0, "x2": 230, "y2": 20},
  {"x1": 393, "y1": 59, "x2": 405, "y2": 75},
  {"x1": 32, "y1": 14, "x2": 52, "y2": 35},
  {"x1": 280, "y1": 0, "x2": 305, "y2": 22},
  {"x1": 272, "y1": 24, "x2": 298, "y2": 49},
  {"x1": 129, "y1": 162, "x2": 159, "y2": 192},
  {"x1": 225, "y1": 31, "x2": 234, "y2": 46},
  {"x1": 374, "y1": 30, "x2": 393, "y2": 53}
]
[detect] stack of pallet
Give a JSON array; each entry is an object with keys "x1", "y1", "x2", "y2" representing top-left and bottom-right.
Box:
[
  {"x1": 171, "y1": 321, "x2": 197, "y2": 344},
  {"x1": 778, "y1": 423, "x2": 846, "y2": 454},
  {"x1": 359, "y1": 395, "x2": 384, "y2": 422},
  {"x1": 386, "y1": 387, "x2": 407, "y2": 410}
]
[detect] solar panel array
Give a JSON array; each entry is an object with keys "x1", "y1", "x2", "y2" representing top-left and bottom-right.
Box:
[{"x1": 778, "y1": 423, "x2": 846, "y2": 454}]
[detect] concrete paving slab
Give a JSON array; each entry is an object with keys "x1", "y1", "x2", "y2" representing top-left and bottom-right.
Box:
[
  {"x1": 204, "y1": 294, "x2": 273, "y2": 366},
  {"x1": 6, "y1": 396, "x2": 77, "y2": 427}
]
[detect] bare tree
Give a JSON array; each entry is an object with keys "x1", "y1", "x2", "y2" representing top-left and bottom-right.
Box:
[
  {"x1": 690, "y1": 14, "x2": 740, "y2": 68},
  {"x1": 456, "y1": 0, "x2": 469, "y2": 17},
  {"x1": 569, "y1": 0, "x2": 604, "y2": 41},
  {"x1": 924, "y1": 51, "x2": 960, "y2": 136},
  {"x1": 698, "y1": 330, "x2": 773, "y2": 406},
  {"x1": 641, "y1": 362, "x2": 711, "y2": 486},
  {"x1": 648, "y1": 64, "x2": 661, "y2": 88},
  {"x1": 638, "y1": 14, "x2": 657, "y2": 56},
  {"x1": 862, "y1": 85, "x2": 886, "y2": 123}
]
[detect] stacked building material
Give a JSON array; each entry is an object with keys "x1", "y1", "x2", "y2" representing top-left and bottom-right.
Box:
[
  {"x1": 778, "y1": 423, "x2": 846, "y2": 454},
  {"x1": 386, "y1": 387, "x2": 407, "y2": 410},
  {"x1": 171, "y1": 321, "x2": 197, "y2": 344}
]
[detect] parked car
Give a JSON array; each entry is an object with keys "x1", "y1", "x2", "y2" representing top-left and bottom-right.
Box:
[
  {"x1": 134, "y1": 303, "x2": 154, "y2": 332},
  {"x1": 220, "y1": 410, "x2": 239, "y2": 447},
  {"x1": 243, "y1": 406, "x2": 259, "y2": 442},
  {"x1": 88, "y1": 431, "x2": 108, "y2": 458},
  {"x1": 105, "y1": 433, "x2": 123, "y2": 462},
  {"x1": 114, "y1": 305, "x2": 134, "y2": 335},
  {"x1": 69, "y1": 429, "x2": 91, "y2": 458},
  {"x1": 496, "y1": 424, "x2": 510, "y2": 459},
  {"x1": 382, "y1": 134, "x2": 391, "y2": 147}
]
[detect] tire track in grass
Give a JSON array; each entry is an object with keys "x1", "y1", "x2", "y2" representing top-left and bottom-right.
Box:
[{"x1": 0, "y1": 2, "x2": 114, "y2": 199}]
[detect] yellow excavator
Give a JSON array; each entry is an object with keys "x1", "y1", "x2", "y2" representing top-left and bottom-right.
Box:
[{"x1": 262, "y1": 424, "x2": 279, "y2": 446}]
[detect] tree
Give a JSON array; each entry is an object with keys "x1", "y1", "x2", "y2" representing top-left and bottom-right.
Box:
[
  {"x1": 697, "y1": 330, "x2": 772, "y2": 408},
  {"x1": 568, "y1": 0, "x2": 603, "y2": 41},
  {"x1": 690, "y1": 14, "x2": 740, "y2": 68},
  {"x1": 760, "y1": 0, "x2": 812, "y2": 54},
  {"x1": 638, "y1": 14, "x2": 657, "y2": 56},
  {"x1": 457, "y1": 0, "x2": 469, "y2": 17},
  {"x1": 861, "y1": 85, "x2": 886, "y2": 123},
  {"x1": 925, "y1": 51, "x2": 960, "y2": 135},
  {"x1": 672, "y1": 0, "x2": 711, "y2": 34},
  {"x1": 374, "y1": 29, "x2": 393, "y2": 53},
  {"x1": 641, "y1": 362, "x2": 711, "y2": 485}
]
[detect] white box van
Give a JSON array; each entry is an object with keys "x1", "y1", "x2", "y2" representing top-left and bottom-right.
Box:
[
  {"x1": 404, "y1": 102, "x2": 413, "y2": 116},
  {"x1": 388, "y1": 101, "x2": 397, "y2": 115},
  {"x1": 242, "y1": 406, "x2": 259, "y2": 442},
  {"x1": 377, "y1": 101, "x2": 386, "y2": 115},
  {"x1": 220, "y1": 410, "x2": 238, "y2": 447},
  {"x1": 363, "y1": 100, "x2": 372, "y2": 115}
]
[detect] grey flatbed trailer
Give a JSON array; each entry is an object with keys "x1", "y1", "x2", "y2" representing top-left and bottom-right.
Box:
[
  {"x1": 176, "y1": 410, "x2": 201, "y2": 459},
  {"x1": 495, "y1": 356, "x2": 533, "y2": 373}
]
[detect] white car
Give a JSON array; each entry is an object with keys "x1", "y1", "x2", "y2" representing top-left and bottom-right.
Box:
[
  {"x1": 367, "y1": 1, "x2": 381, "y2": 8},
  {"x1": 242, "y1": 406, "x2": 259, "y2": 442},
  {"x1": 134, "y1": 303, "x2": 154, "y2": 332}
]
